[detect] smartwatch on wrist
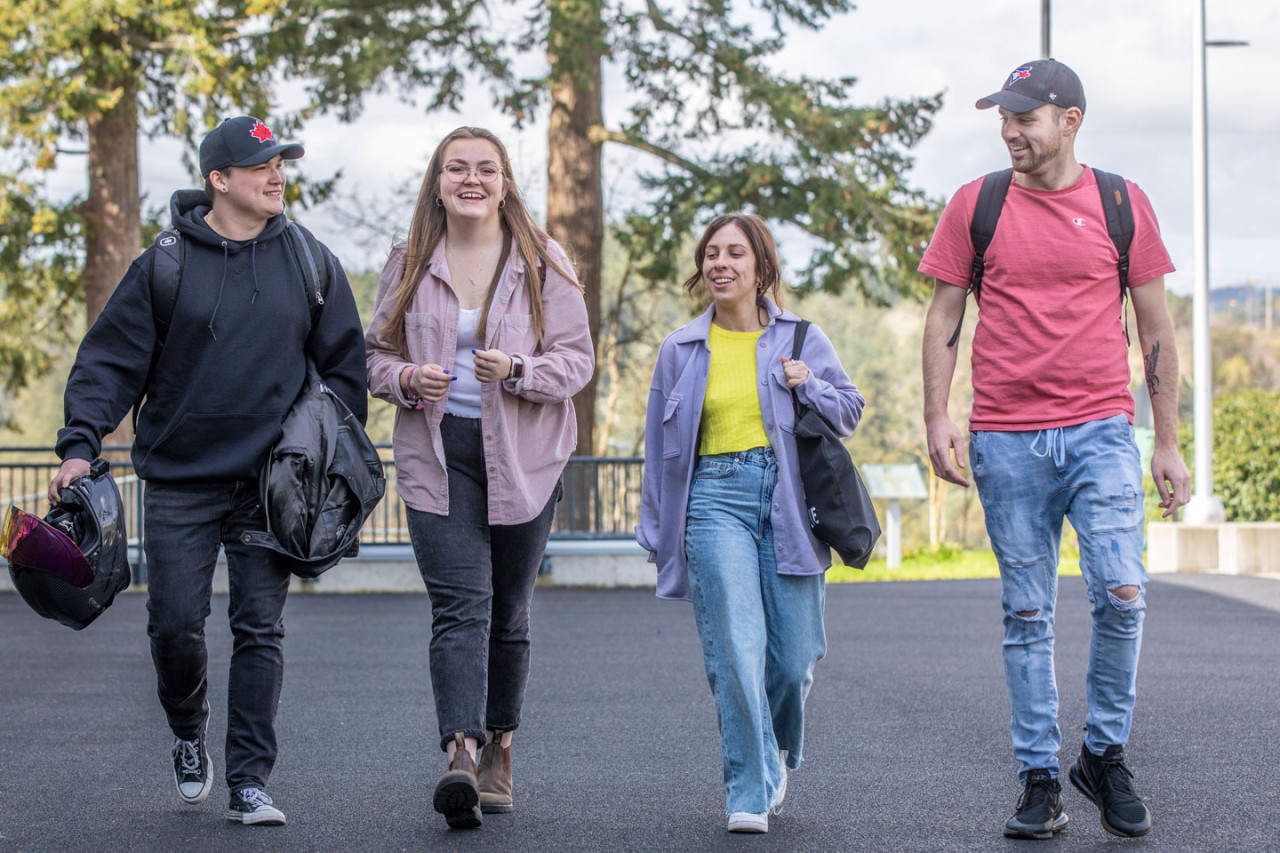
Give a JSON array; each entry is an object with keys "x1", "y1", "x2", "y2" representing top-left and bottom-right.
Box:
[{"x1": 507, "y1": 355, "x2": 524, "y2": 381}]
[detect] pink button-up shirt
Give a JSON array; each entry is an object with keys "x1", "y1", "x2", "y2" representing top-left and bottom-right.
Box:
[{"x1": 366, "y1": 238, "x2": 594, "y2": 524}]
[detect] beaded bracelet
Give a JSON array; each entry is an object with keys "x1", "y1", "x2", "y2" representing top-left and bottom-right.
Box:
[{"x1": 403, "y1": 365, "x2": 426, "y2": 409}]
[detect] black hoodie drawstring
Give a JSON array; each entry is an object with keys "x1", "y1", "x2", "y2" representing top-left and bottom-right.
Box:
[
  {"x1": 207, "y1": 241, "x2": 230, "y2": 340},
  {"x1": 250, "y1": 241, "x2": 261, "y2": 304}
]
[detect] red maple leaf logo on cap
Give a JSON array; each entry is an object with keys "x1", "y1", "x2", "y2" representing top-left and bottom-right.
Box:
[{"x1": 249, "y1": 120, "x2": 274, "y2": 143}]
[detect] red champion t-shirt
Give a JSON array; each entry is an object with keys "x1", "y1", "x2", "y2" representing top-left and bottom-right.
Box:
[{"x1": 919, "y1": 167, "x2": 1175, "y2": 431}]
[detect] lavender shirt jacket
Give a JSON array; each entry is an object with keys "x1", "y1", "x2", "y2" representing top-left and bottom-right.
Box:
[
  {"x1": 636, "y1": 299, "x2": 865, "y2": 601},
  {"x1": 366, "y1": 238, "x2": 594, "y2": 524}
]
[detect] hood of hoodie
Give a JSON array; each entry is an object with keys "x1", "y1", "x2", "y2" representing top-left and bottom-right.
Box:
[{"x1": 170, "y1": 189, "x2": 290, "y2": 251}]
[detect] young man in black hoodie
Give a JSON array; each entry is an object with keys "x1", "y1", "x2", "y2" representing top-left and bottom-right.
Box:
[{"x1": 48, "y1": 116, "x2": 367, "y2": 826}]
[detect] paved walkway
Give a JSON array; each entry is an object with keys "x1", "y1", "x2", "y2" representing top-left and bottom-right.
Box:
[{"x1": 1, "y1": 574, "x2": 1278, "y2": 852}]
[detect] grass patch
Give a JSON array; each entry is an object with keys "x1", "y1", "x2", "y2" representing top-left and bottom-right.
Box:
[{"x1": 828, "y1": 546, "x2": 1083, "y2": 583}]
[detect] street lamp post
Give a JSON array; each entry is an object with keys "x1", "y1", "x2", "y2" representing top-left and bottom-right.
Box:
[
  {"x1": 1184, "y1": 0, "x2": 1246, "y2": 524},
  {"x1": 1040, "y1": 0, "x2": 1051, "y2": 58}
]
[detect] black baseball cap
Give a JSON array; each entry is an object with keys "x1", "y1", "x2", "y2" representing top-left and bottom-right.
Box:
[
  {"x1": 199, "y1": 116, "x2": 305, "y2": 178},
  {"x1": 976, "y1": 59, "x2": 1086, "y2": 114}
]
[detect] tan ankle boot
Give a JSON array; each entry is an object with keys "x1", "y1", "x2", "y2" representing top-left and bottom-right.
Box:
[
  {"x1": 433, "y1": 732, "x2": 481, "y2": 829},
  {"x1": 477, "y1": 732, "x2": 513, "y2": 814}
]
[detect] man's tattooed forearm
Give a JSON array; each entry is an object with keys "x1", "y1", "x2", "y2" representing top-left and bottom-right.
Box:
[{"x1": 1144, "y1": 341, "x2": 1161, "y2": 396}]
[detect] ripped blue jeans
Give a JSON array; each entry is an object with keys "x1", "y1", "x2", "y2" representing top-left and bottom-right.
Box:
[{"x1": 971, "y1": 414, "x2": 1147, "y2": 781}]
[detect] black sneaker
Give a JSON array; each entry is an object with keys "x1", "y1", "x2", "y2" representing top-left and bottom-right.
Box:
[
  {"x1": 1068, "y1": 743, "x2": 1151, "y2": 838},
  {"x1": 226, "y1": 787, "x2": 287, "y2": 825},
  {"x1": 1004, "y1": 768, "x2": 1069, "y2": 840},
  {"x1": 171, "y1": 731, "x2": 212, "y2": 805}
]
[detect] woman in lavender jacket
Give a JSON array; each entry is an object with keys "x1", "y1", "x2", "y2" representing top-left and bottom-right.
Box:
[
  {"x1": 636, "y1": 213, "x2": 864, "y2": 834},
  {"x1": 366, "y1": 127, "x2": 593, "y2": 830}
]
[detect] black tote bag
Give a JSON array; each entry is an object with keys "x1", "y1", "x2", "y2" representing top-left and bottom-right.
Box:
[{"x1": 789, "y1": 321, "x2": 881, "y2": 568}]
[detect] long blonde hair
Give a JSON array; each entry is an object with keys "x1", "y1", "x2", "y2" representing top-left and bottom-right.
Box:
[{"x1": 378, "y1": 127, "x2": 578, "y2": 353}]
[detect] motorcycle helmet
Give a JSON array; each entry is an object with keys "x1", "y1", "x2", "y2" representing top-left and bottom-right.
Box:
[{"x1": 1, "y1": 458, "x2": 131, "y2": 630}]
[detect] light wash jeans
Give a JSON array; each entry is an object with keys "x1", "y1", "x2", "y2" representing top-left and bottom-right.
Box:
[
  {"x1": 684, "y1": 447, "x2": 827, "y2": 816},
  {"x1": 970, "y1": 414, "x2": 1148, "y2": 782}
]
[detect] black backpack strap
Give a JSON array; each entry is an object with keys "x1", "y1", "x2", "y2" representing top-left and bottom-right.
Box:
[
  {"x1": 1093, "y1": 168, "x2": 1136, "y2": 345},
  {"x1": 284, "y1": 221, "x2": 328, "y2": 329},
  {"x1": 150, "y1": 229, "x2": 184, "y2": 348},
  {"x1": 949, "y1": 169, "x2": 1013, "y2": 347},
  {"x1": 134, "y1": 229, "x2": 184, "y2": 430},
  {"x1": 790, "y1": 320, "x2": 811, "y2": 421}
]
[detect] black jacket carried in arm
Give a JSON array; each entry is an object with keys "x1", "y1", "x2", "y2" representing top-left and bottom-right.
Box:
[{"x1": 56, "y1": 190, "x2": 368, "y2": 482}]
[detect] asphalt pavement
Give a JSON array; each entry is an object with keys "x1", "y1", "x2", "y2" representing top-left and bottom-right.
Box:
[{"x1": 1, "y1": 573, "x2": 1278, "y2": 852}]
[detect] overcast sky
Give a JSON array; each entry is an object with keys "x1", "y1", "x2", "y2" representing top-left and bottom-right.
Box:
[{"x1": 41, "y1": 0, "x2": 1278, "y2": 294}]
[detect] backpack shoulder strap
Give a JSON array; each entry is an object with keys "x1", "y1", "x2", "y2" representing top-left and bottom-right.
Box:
[
  {"x1": 284, "y1": 221, "x2": 328, "y2": 329},
  {"x1": 1092, "y1": 168, "x2": 1134, "y2": 293},
  {"x1": 134, "y1": 229, "x2": 183, "y2": 430},
  {"x1": 150, "y1": 229, "x2": 184, "y2": 348},
  {"x1": 948, "y1": 169, "x2": 1013, "y2": 347},
  {"x1": 968, "y1": 168, "x2": 1014, "y2": 302},
  {"x1": 1092, "y1": 168, "x2": 1136, "y2": 344}
]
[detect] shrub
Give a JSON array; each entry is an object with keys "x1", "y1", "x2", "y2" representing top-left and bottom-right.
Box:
[{"x1": 1179, "y1": 389, "x2": 1280, "y2": 521}]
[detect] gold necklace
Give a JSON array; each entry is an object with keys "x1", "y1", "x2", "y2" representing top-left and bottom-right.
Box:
[{"x1": 446, "y1": 245, "x2": 500, "y2": 290}]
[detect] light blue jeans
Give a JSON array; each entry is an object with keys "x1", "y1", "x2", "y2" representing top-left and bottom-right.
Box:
[
  {"x1": 684, "y1": 447, "x2": 827, "y2": 816},
  {"x1": 971, "y1": 414, "x2": 1148, "y2": 782}
]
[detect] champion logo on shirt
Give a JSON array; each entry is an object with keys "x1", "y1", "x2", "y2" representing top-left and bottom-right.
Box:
[{"x1": 1071, "y1": 217, "x2": 1087, "y2": 227}]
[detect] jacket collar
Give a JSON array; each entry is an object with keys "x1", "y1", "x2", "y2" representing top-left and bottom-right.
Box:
[
  {"x1": 670, "y1": 297, "x2": 801, "y2": 345},
  {"x1": 427, "y1": 235, "x2": 523, "y2": 290}
]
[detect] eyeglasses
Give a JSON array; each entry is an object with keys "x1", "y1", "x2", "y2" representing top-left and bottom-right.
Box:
[{"x1": 443, "y1": 163, "x2": 503, "y2": 183}]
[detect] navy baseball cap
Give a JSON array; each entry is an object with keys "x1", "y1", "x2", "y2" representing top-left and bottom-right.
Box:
[
  {"x1": 199, "y1": 116, "x2": 304, "y2": 178},
  {"x1": 976, "y1": 59, "x2": 1086, "y2": 114}
]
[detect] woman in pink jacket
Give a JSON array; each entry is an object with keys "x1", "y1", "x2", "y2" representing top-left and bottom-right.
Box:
[{"x1": 365, "y1": 127, "x2": 594, "y2": 830}]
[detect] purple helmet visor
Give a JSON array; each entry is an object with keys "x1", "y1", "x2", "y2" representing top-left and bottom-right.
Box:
[{"x1": 1, "y1": 505, "x2": 95, "y2": 588}]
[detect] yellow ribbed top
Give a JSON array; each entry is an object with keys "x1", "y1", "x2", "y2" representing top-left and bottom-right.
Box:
[{"x1": 699, "y1": 324, "x2": 770, "y2": 455}]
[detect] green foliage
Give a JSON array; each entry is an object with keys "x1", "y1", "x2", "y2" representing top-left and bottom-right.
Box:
[
  {"x1": 0, "y1": 0, "x2": 296, "y2": 393},
  {"x1": 0, "y1": 171, "x2": 83, "y2": 397},
  {"x1": 274, "y1": 0, "x2": 941, "y2": 301},
  {"x1": 0, "y1": 1, "x2": 278, "y2": 172},
  {"x1": 826, "y1": 545, "x2": 1082, "y2": 583},
  {"x1": 1180, "y1": 389, "x2": 1280, "y2": 522}
]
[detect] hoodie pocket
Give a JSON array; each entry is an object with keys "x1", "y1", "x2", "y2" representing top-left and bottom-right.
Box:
[{"x1": 144, "y1": 413, "x2": 282, "y2": 477}]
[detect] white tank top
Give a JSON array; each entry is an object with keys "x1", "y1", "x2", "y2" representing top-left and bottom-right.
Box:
[{"x1": 445, "y1": 307, "x2": 484, "y2": 418}]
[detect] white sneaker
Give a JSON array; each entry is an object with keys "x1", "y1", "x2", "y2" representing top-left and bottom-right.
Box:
[
  {"x1": 728, "y1": 812, "x2": 769, "y2": 833},
  {"x1": 771, "y1": 756, "x2": 789, "y2": 815}
]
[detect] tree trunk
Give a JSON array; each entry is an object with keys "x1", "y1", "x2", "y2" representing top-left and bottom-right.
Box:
[
  {"x1": 83, "y1": 79, "x2": 140, "y2": 328},
  {"x1": 546, "y1": 0, "x2": 604, "y2": 458},
  {"x1": 83, "y1": 77, "x2": 141, "y2": 447}
]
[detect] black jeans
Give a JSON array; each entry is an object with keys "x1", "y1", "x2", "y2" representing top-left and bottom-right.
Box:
[
  {"x1": 406, "y1": 414, "x2": 559, "y2": 752},
  {"x1": 143, "y1": 480, "x2": 292, "y2": 792}
]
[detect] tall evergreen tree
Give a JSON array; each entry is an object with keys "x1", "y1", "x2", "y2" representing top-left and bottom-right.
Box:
[
  {"x1": 276, "y1": 0, "x2": 941, "y2": 454},
  {"x1": 0, "y1": 0, "x2": 278, "y2": 395}
]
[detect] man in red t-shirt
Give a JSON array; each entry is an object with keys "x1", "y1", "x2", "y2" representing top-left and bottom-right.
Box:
[{"x1": 919, "y1": 60, "x2": 1190, "y2": 841}]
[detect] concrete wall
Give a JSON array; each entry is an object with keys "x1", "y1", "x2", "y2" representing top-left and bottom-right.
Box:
[
  {"x1": 9, "y1": 525, "x2": 1277, "y2": 594},
  {"x1": 1147, "y1": 522, "x2": 1280, "y2": 575},
  {"x1": 1, "y1": 540, "x2": 656, "y2": 593}
]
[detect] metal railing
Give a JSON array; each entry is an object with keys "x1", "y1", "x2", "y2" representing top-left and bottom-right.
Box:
[{"x1": 0, "y1": 446, "x2": 644, "y2": 581}]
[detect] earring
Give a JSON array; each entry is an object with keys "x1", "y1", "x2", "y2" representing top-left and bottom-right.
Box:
[
  {"x1": 435, "y1": 197, "x2": 443, "y2": 207},
  {"x1": 498, "y1": 199, "x2": 506, "y2": 209}
]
